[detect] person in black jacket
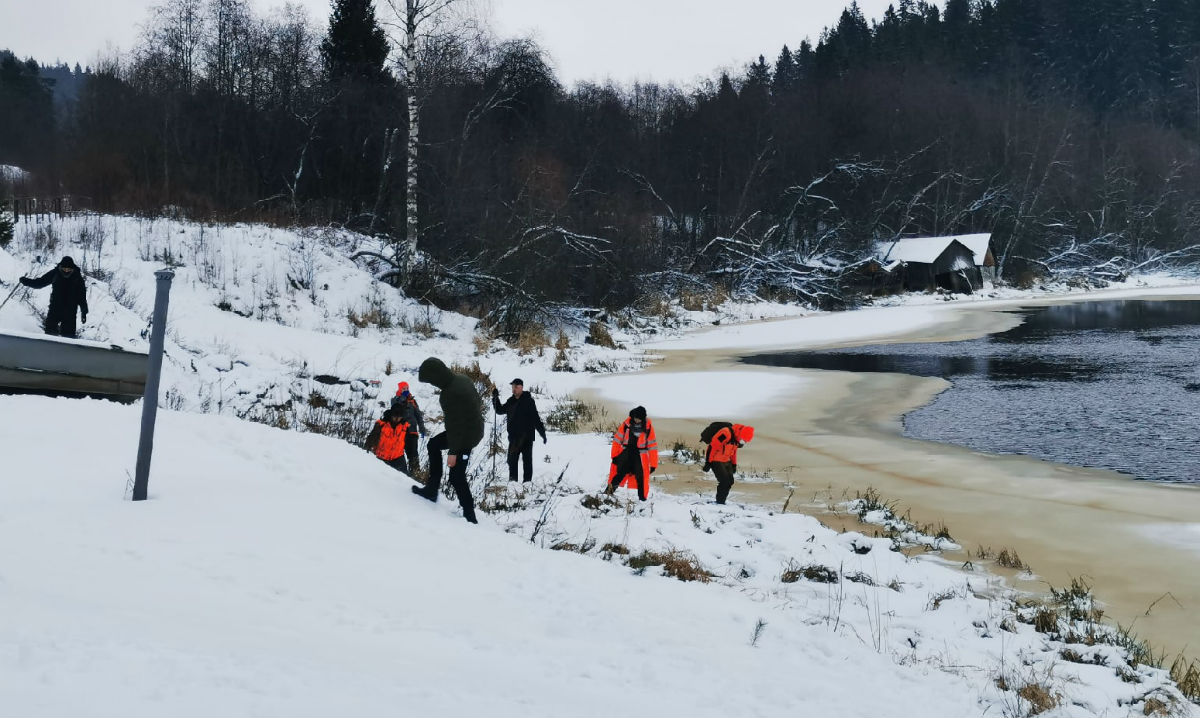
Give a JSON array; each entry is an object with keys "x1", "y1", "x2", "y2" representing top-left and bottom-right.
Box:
[
  {"x1": 20, "y1": 256, "x2": 88, "y2": 338},
  {"x1": 412, "y1": 357, "x2": 485, "y2": 524},
  {"x1": 491, "y1": 378, "x2": 547, "y2": 483}
]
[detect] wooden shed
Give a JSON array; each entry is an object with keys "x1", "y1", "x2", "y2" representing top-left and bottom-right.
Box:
[{"x1": 872, "y1": 233, "x2": 995, "y2": 294}]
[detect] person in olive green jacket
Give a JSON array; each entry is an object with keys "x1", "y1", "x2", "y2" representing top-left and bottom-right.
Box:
[{"x1": 411, "y1": 357, "x2": 486, "y2": 523}]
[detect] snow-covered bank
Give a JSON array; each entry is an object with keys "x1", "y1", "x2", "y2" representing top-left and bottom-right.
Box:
[
  {"x1": 642, "y1": 274, "x2": 1200, "y2": 354},
  {"x1": 0, "y1": 396, "x2": 981, "y2": 716},
  {"x1": 2, "y1": 214, "x2": 1197, "y2": 716}
]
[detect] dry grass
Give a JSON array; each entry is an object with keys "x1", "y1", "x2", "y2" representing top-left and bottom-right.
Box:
[
  {"x1": 679, "y1": 285, "x2": 729, "y2": 312},
  {"x1": 546, "y1": 397, "x2": 606, "y2": 434},
  {"x1": 627, "y1": 549, "x2": 713, "y2": 583},
  {"x1": 477, "y1": 485, "x2": 530, "y2": 513},
  {"x1": 1051, "y1": 577, "x2": 1103, "y2": 622},
  {"x1": 1143, "y1": 697, "x2": 1169, "y2": 716},
  {"x1": 600, "y1": 542, "x2": 630, "y2": 558},
  {"x1": 347, "y1": 305, "x2": 393, "y2": 329},
  {"x1": 551, "y1": 537, "x2": 597, "y2": 554},
  {"x1": 1170, "y1": 655, "x2": 1200, "y2": 702},
  {"x1": 586, "y1": 320, "x2": 617, "y2": 348},
  {"x1": 449, "y1": 361, "x2": 496, "y2": 411},
  {"x1": 844, "y1": 571, "x2": 876, "y2": 586},
  {"x1": 551, "y1": 330, "x2": 572, "y2": 372},
  {"x1": 1031, "y1": 606, "x2": 1059, "y2": 634},
  {"x1": 781, "y1": 563, "x2": 838, "y2": 584},
  {"x1": 399, "y1": 313, "x2": 437, "y2": 338},
  {"x1": 996, "y1": 547, "x2": 1030, "y2": 571},
  {"x1": 926, "y1": 588, "x2": 958, "y2": 611},
  {"x1": 512, "y1": 325, "x2": 550, "y2": 356},
  {"x1": 580, "y1": 493, "x2": 623, "y2": 511},
  {"x1": 471, "y1": 328, "x2": 495, "y2": 355},
  {"x1": 1017, "y1": 682, "x2": 1059, "y2": 715},
  {"x1": 670, "y1": 438, "x2": 702, "y2": 464}
]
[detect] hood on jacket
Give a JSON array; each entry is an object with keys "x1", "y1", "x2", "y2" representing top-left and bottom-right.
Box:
[{"x1": 418, "y1": 357, "x2": 454, "y2": 389}]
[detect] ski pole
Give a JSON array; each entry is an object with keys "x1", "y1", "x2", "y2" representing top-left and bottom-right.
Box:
[
  {"x1": 0, "y1": 282, "x2": 21, "y2": 312},
  {"x1": 0, "y1": 255, "x2": 40, "y2": 313},
  {"x1": 491, "y1": 407, "x2": 498, "y2": 482}
]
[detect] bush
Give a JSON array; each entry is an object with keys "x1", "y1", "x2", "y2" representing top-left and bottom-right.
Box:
[
  {"x1": 546, "y1": 398, "x2": 602, "y2": 433},
  {"x1": 627, "y1": 548, "x2": 713, "y2": 583},
  {"x1": 586, "y1": 320, "x2": 616, "y2": 348},
  {"x1": 781, "y1": 563, "x2": 838, "y2": 584},
  {"x1": 512, "y1": 325, "x2": 549, "y2": 356}
]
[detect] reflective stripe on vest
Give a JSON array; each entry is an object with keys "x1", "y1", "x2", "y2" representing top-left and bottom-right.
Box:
[{"x1": 615, "y1": 419, "x2": 656, "y2": 453}]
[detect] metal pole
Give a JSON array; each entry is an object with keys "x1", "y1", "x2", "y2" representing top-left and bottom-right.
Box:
[{"x1": 132, "y1": 270, "x2": 174, "y2": 501}]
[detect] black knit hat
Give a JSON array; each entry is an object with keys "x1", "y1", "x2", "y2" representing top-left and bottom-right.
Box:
[
  {"x1": 629, "y1": 406, "x2": 647, "y2": 421},
  {"x1": 59, "y1": 256, "x2": 77, "y2": 269}
]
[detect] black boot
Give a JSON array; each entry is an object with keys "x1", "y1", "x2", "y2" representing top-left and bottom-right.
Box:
[{"x1": 411, "y1": 484, "x2": 438, "y2": 502}]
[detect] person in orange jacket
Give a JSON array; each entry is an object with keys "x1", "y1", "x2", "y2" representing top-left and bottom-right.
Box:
[
  {"x1": 605, "y1": 406, "x2": 658, "y2": 501},
  {"x1": 701, "y1": 422, "x2": 755, "y2": 504},
  {"x1": 364, "y1": 408, "x2": 411, "y2": 474}
]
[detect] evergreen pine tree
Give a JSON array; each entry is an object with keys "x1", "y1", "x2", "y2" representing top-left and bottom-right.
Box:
[
  {"x1": 771, "y1": 45, "x2": 798, "y2": 96},
  {"x1": 320, "y1": 0, "x2": 389, "y2": 83}
]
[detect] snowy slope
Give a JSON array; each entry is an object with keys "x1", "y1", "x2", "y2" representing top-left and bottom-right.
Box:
[
  {"x1": 0, "y1": 214, "x2": 1195, "y2": 716},
  {"x1": 1, "y1": 396, "x2": 988, "y2": 717}
]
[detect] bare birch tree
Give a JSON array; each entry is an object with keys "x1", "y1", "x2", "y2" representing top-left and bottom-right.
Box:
[{"x1": 379, "y1": 0, "x2": 464, "y2": 282}]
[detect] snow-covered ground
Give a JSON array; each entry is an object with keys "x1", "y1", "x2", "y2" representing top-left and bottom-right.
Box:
[{"x1": 1, "y1": 214, "x2": 1195, "y2": 716}]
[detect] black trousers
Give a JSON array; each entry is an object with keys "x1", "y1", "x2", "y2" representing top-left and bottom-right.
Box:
[
  {"x1": 507, "y1": 435, "x2": 534, "y2": 482},
  {"x1": 405, "y1": 432, "x2": 420, "y2": 473},
  {"x1": 381, "y1": 456, "x2": 409, "y2": 474},
  {"x1": 609, "y1": 449, "x2": 647, "y2": 500},
  {"x1": 425, "y1": 431, "x2": 476, "y2": 523},
  {"x1": 712, "y1": 461, "x2": 735, "y2": 504},
  {"x1": 43, "y1": 313, "x2": 77, "y2": 339}
]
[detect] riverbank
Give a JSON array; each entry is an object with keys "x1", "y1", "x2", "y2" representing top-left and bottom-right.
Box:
[{"x1": 587, "y1": 282, "x2": 1200, "y2": 662}]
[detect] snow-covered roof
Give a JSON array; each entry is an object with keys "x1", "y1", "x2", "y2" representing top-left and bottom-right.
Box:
[{"x1": 875, "y1": 233, "x2": 992, "y2": 265}]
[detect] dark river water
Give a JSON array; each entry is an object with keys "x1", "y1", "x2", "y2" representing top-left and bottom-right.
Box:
[{"x1": 743, "y1": 300, "x2": 1200, "y2": 483}]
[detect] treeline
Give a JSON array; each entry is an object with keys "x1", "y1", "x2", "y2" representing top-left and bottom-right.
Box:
[{"x1": 6, "y1": 0, "x2": 1200, "y2": 321}]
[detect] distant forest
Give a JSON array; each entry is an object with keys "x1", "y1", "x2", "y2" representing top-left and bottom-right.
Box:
[{"x1": 5, "y1": 0, "x2": 1200, "y2": 320}]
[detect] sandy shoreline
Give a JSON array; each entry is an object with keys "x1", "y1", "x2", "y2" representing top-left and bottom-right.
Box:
[{"x1": 584, "y1": 287, "x2": 1200, "y2": 661}]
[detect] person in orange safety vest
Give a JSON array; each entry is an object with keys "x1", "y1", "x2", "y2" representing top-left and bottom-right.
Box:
[
  {"x1": 701, "y1": 422, "x2": 755, "y2": 504},
  {"x1": 364, "y1": 408, "x2": 411, "y2": 474},
  {"x1": 605, "y1": 406, "x2": 658, "y2": 501}
]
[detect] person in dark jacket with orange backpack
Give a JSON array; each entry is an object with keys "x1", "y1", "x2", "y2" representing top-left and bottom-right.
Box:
[
  {"x1": 390, "y1": 381, "x2": 426, "y2": 474},
  {"x1": 20, "y1": 256, "x2": 88, "y2": 338},
  {"x1": 365, "y1": 408, "x2": 411, "y2": 474},
  {"x1": 701, "y1": 422, "x2": 755, "y2": 504}
]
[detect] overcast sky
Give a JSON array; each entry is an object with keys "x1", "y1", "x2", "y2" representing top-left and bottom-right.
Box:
[{"x1": 1, "y1": 0, "x2": 926, "y2": 86}]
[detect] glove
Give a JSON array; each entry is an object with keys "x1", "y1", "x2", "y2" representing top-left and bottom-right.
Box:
[
  {"x1": 732, "y1": 464, "x2": 737, "y2": 473},
  {"x1": 541, "y1": 434, "x2": 547, "y2": 444},
  {"x1": 81, "y1": 313, "x2": 87, "y2": 324},
  {"x1": 649, "y1": 466, "x2": 656, "y2": 474},
  {"x1": 492, "y1": 387, "x2": 499, "y2": 398},
  {"x1": 19, "y1": 277, "x2": 31, "y2": 286},
  {"x1": 702, "y1": 462, "x2": 711, "y2": 473}
]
